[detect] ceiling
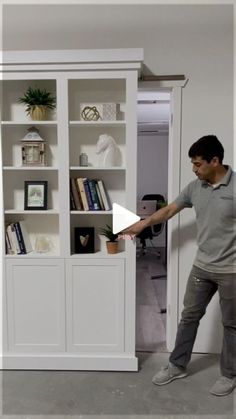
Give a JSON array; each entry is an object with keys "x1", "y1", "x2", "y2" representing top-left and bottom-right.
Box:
[{"x1": 137, "y1": 91, "x2": 170, "y2": 135}]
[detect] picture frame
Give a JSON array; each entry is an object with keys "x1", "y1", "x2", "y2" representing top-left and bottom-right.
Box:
[
  {"x1": 24, "y1": 181, "x2": 48, "y2": 210},
  {"x1": 74, "y1": 227, "x2": 95, "y2": 254}
]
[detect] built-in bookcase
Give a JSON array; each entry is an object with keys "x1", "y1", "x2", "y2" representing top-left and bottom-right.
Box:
[{"x1": 1, "y1": 49, "x2": 142, "y2": 371}]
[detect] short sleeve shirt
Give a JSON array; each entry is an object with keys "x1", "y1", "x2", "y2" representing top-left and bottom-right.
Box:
[{"x1": 174, "y1": 166, "x2": 236, "y2": 273}]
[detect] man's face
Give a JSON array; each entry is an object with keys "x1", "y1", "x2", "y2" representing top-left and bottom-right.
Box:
[{"x1": 191, "y1": 156, "x2": 218, "y2": 181}]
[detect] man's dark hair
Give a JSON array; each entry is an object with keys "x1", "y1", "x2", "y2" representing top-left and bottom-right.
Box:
[{"x1": 188, "y1": 135, "x2": 224, "y2": 164}]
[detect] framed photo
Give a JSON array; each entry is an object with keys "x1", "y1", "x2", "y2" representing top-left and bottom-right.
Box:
[
  {"x1": 24, "y1": 181, "x2": 48, "y2": 210},
  {"x1": 74, "y1": 227, "x2": 95, "y2": 253}
]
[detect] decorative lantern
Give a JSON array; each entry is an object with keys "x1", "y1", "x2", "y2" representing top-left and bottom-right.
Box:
[{"x1": 21, "y1": 126, "x2": 46, "y2": 166}]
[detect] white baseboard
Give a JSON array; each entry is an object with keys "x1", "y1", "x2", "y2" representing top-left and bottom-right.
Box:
[{"x1": 2, "y1": 353, "x2": 138, "y2": 371}]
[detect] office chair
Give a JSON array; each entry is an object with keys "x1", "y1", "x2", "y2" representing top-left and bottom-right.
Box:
[
  {"x1": 138, "y1": 193, "x2": 167, "y2": 313},
  {"x1": 137, "y1": 194, "x2": 167, "y2": 283},
  {"x1": 137, "y1": 193, "x2": 165, "y2": 253}
]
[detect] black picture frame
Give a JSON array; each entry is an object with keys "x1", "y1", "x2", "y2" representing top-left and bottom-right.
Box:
[
  {"x1": 24, "y1": 181, "x2": 48, "y2": 210},
  {"x1": 74, "y1": 227, "x2": 95, "y2": 253}
]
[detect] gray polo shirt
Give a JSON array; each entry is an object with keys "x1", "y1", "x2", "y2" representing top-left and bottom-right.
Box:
[{"x1": 174, "y1": 165, "x2": 236, "y2": 273}]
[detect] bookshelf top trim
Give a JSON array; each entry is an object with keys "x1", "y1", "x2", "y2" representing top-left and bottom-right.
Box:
[{"x1": 2, "y1": 48, "x2": 143, "y2": 65}]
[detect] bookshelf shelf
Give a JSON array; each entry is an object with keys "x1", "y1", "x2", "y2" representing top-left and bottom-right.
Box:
[
  {"x1": 70, "y1": 250, "x2": 126, "y2": 258},
  {"x1": 70, "y1": 166, "x2": 125, "y2": 171},
  {"x1": 70, "y1": 210, "x2": 113, "y2": 215},
  {"x1": 3, "y1": 166, "x2": 58, "y2": 171},
  {"x1": 69, "y1": 120, "x2": 126, "y2": 127},
  {"x1": 5, "y1": 209, "x2": 59, "y2": 214},
  {"x1": 5, "y1": 252, "x2": 60, "y2": 258},
  {"x1": 2, "y1": 121, "x2": 57, "y2": 126}
]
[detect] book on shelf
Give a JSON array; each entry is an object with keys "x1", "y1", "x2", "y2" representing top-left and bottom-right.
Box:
[
  {"x1": 5, "y1": 228, "x2": 11, "y2": 254},
  {"x1": 87, "y1": 179, "x2": 101, "y2": 210},
  {"x1": 76, "y1": 177, "x2": 89, "y2": 211},
  {"x1": 70, "y1": 177, "x2": 111, "y2": 211},
  {"x1": 70, "y1": 178, "x2": 83, "y2": 210},
  {"x1": 6, "y1": 224, "x2": 18, "y2": 255},
  {"x1": 5, "y1": 221, "x2": 33, "y2": 255},
  {"x1": 14, "y1": 222, "x2": 26, "y2": 254},
  {"x1": 83, "y1": 178, "x2": 95, "y2": 210},
  {"x1": 70, "y1": 189, "x2": 76, "y2": 210},
  {"x1": 95, "y1": 180, "x2": 105, "y2": 210},
  {"x1": 8, "y1": 224, "x2": 21, "y2": 254},
  {"x1": 97, "y1": 179, "x2": 111, "y2": 210},
  {"x1": 18, "y1": 221, "x2": 33, "y2": 253}
]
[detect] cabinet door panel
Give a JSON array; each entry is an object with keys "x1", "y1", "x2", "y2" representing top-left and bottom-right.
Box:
[
  {"x1": 6, "y1": 259, "x2": 65, "y2": 352},
  {"x1": 66, "y1": 259, "x2": 125, "y2": 352}
]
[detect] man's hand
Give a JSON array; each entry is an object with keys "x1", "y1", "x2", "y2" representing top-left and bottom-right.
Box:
[
  {"x1": 118, "y1": 202, "x2": 181, "y2": 239},
  {"x1": 121, "y1": 219, "x2": 147, "y2": 237}
]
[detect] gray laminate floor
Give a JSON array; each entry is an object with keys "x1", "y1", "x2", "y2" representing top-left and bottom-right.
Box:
[
  {"x1": 136, "y1": 247, "x2": 167, "y2": 352},
  {"x1": 1, "y1": 352, "x2": 235, "y2": 417}
]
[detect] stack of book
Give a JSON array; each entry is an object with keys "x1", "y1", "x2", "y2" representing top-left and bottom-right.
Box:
[
  {"x1": 5, "y1": 221, "x2": 33, "y2": 255},
  {"x1": 70, "y1": 177, "x2": 111, "y2": 211}
]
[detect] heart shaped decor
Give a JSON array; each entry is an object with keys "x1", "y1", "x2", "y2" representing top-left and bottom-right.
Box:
[{"x1": 80, "y1": 234, "x2": 89, "y2": 247}]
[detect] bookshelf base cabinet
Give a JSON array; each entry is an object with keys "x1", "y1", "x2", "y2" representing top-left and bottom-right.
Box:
[
  {"x1": 5, "y1": 258, "x2": 66, "y2": 354},
  {"x1": 66, "y1": 258, "x2": 125, "y2": 353},
  {"x1": 2, "y1": 49, "x2": 142, "y2": 371},
  {"x1": 3, "y1": 257, "x2": 138, "y2": 371}
]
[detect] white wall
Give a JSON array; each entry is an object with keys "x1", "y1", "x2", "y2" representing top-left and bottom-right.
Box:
[
  {"x1": 2, "y1": 4, "x2": 233, "y2": 353},
  {"x1": 137, "y1": 133, "x2": 168, "y2": 247}
]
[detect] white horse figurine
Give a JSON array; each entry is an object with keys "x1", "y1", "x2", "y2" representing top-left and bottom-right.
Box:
[{"x1": 96, "y1": 134, "x2": 122, "y2": 167}]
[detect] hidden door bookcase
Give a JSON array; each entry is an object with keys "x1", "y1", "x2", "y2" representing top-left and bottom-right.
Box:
[{"x1": 1, "y1": 49, "x2": 143, "y2": 370}]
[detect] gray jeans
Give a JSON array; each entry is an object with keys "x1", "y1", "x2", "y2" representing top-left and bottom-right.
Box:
[{"x1": 169, "y1": 265, "x2": 236, "y2": 378}]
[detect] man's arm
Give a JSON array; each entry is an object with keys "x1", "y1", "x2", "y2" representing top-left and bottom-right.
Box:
[{"x1": 121, "y1": 202, "x2": 183, "y2": 236}]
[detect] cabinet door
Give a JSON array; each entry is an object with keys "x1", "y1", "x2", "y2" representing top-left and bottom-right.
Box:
[
  {"x1": 6, "y1": 258, "x2": 65, "y2": 352},
  {"x1": 66, "y1": 258, "x2": 125, "y2": 352}
]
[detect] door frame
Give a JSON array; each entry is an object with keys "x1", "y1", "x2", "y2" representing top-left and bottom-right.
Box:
[{"x1": 138, "y1": 79, "x2": 188, "y2": 351}]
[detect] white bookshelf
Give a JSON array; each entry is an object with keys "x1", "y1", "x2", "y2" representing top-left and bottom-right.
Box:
[{"x1": 1, "y1": 49, "x2": 142, "y2": 371}]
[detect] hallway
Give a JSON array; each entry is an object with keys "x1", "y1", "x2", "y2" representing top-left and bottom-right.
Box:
[{"x1": 136, "y1": 247, "x2": 167, "y2": 352}]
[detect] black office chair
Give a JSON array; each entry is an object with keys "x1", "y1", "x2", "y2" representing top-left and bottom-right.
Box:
[
  {"x1": 137, "y1": 193, "x2": 165, "y2": 254},
  {"x1": 137, "y1": 193, "x2": 167, "y2": 281},
  {"x1": 137, "y1": 193, "x2": 167, "y2": 313}
]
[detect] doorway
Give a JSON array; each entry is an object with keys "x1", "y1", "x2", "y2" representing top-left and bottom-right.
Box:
[{"x1": 135, "y1": 90, "x2": 170, "y2": 352}]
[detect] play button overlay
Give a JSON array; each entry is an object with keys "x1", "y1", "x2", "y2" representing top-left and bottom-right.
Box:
[{"x1": 112, "y1": 203, "x2": 140, "y2": 234}]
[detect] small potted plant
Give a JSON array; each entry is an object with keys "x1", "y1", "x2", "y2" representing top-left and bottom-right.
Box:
[
  {"x1": 157, "y1": 200, "x2": 167, "y2": 209},
  {"x1": 99, "y1": 224, "x2": 119, "y2": 254},
  {"x1": 18, "y1": 86, "x2": 56, "y2": 120}
]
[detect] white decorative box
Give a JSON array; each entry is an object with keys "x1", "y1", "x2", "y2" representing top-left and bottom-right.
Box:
[{"x1": 80, "y1": 103, "x2": 121, "y2": 121}]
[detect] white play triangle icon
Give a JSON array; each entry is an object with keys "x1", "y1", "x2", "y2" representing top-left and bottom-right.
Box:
[{"x1": 112, "y1": 203, "x2": 140, "y2": 234}]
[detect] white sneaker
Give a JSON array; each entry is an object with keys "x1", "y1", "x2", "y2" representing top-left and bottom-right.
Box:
[
  {"x1": 210, "y1": 376, "x2": 236, "y2": 396},
  {"x1": 152, "y1": 362, "x2": 188, "y2": 386}
]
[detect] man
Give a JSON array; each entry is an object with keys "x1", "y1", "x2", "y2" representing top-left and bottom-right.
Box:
[{"x1": 123, "y1": 135, "x2": 236, "y2": 396}]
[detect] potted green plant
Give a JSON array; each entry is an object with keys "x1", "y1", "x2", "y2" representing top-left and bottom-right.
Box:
[
  {"x1": 18, "y1": 87, "x2": 56, "y2": 120},
  {"x1": 157, "y1": 200, "x2": 167, "y2": 209},
  {"x1": 99, "y1": 224, "x2": 119, "y2": 254}
]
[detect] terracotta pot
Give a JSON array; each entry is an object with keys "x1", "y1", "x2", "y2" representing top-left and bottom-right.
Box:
[
  {"x1": 30, "y1": 105, "x2": 48, "y2": 120},
  {"x1": 106, "y1": 241, "x2": 118, "y2": 254}
]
